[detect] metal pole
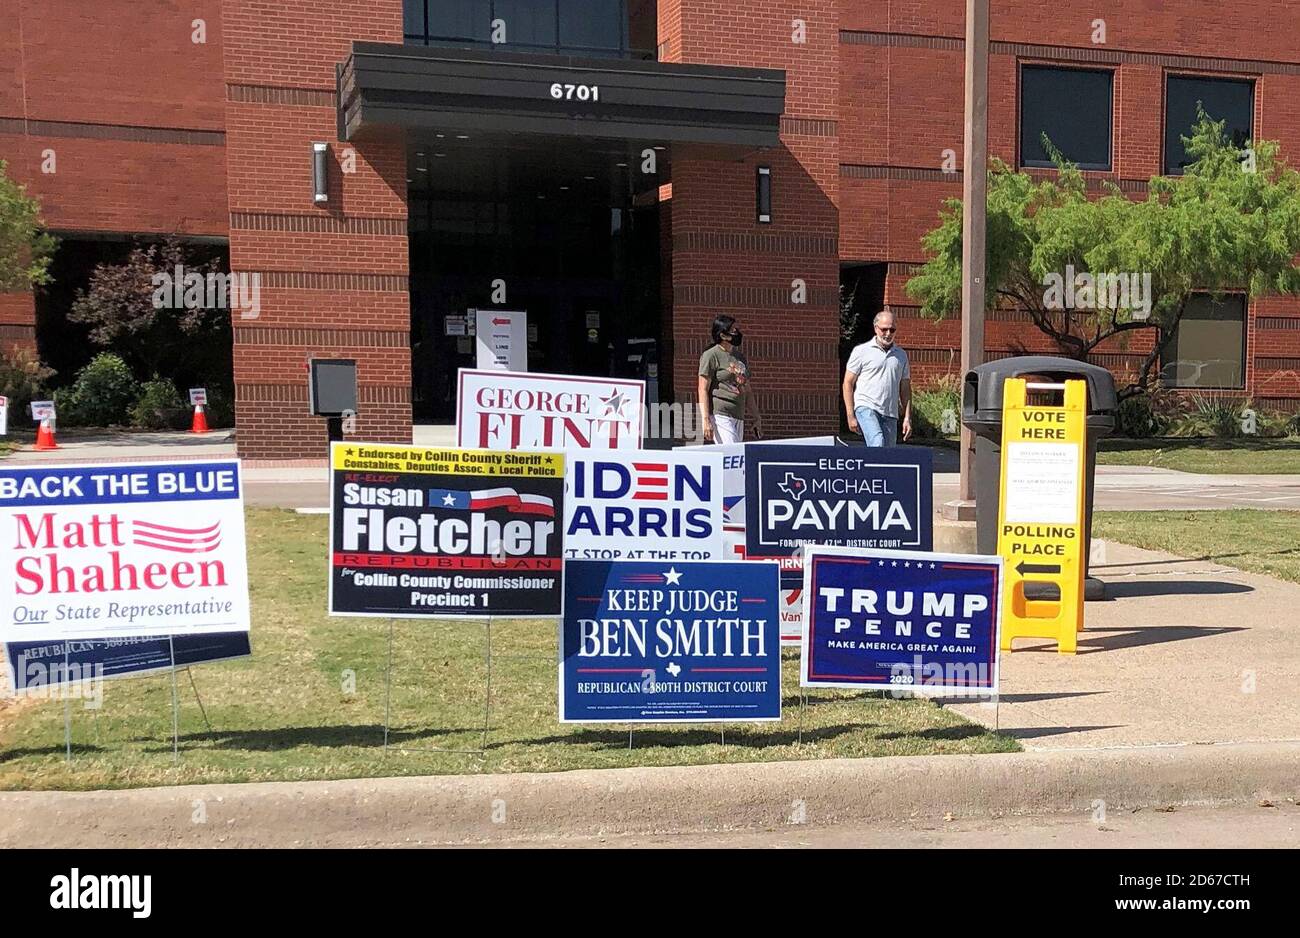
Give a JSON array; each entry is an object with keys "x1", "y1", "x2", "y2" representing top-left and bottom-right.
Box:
[
  {"x1": 186, "y1": 668, "x2": 213, "y2": 733},
  {"x1": 959, "y1": 0, "x2": 990, "y2": 505},
  {"x1": 383, "y1": 618, "x2": 394, "y2": 752},
  {"x1": 481, "y1": 617, "x2": 492, "y2": 751},
  {"x1": 63, "y1": 695, "x2": 72, "y2": 763},
  {"x1": 169, "y1": 636, "x2": 180, "y2": 765}
]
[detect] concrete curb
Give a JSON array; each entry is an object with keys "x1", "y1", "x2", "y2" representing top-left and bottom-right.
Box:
[{"x1": 2, "y1": 741, "x2": 1297, "y2": 847}]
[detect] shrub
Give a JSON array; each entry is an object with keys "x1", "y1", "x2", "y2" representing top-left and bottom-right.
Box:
[
  {"x1": 1165, "y1": 394, "x2": 1253, "y2": 439},
  {"x1": 130, "y1": 377, "x2": 186, "y2": 430},
  {"x1": 910, "y1": 373, "x2": 961, "y2": 439},
  {"x1": 55, "y1": 352, "x2": 138, "y2": 427},
  {"x1": 201, "y1": 384, "x2": 235, "y2": 428},
  {"x1": 0, "y1": 347, "x2": 56, "y2": 418}
]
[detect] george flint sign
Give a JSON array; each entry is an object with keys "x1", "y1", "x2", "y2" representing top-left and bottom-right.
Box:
[
  {"x1": 560, "y1": 559, "x2": 781, "y2": 723},
  {"x1": 801, "y1": 546, "x2": 1002, "y2": 695},
  {"x1": 564, "y1": 450, "x2": 723, "y2": 561},
  {"x1": 456, "y1": 369, "x2": 645, "y2": 450},
  {"x1": 744, "y1": 444, "x2": 932, "y2": 588}
]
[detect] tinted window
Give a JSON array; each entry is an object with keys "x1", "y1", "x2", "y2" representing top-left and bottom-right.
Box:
[
  {"x1": 1165, "y1": 76, "x2": 1254, "y2": 175},
  {"x1": 1162, "y1": 294, "x2": 1246, "y2": 389},
  {"x1": 494, "y1": 0, "x2": 557, "y2": 48},
  {"x1": 1020, "y1": 66, "x2": 1113, "y2": 170},
  {"x1": 559, "y1": 0, "x2": 624, "y2": 51}
]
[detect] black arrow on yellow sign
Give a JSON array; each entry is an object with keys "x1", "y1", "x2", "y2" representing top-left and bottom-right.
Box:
[{"x1": 1016, "y1": 561, "x2": 1062, "y2": 576}]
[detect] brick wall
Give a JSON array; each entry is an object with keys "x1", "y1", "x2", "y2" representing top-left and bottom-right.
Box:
[
  {"x1": 221, "y1": 0, "x2": 411, "y2": 458},
  {"x1": 0, "y1": 1, "x2": 229, "y2": 362},
  {"x1": 664, "y1": 1, "x2": 843, "y2": 437},
  {"x1": 839, "y1": 1, "x2": 1300, "y2": 404}
]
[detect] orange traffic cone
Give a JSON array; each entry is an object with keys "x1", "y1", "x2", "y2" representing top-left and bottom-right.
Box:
[
  {"x1": 34, "y1": 416, "x2": 58, "y2": 450},
  {"x1": 190, "y1": 403, "x2": 210, "y2": 434}
]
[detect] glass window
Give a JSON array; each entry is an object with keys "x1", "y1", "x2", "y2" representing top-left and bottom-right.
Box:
[
  {"x1": 494, "y1": 0, "x2": 557, "y2": 48},
  {"x1": 422, "y1": 0, "x2": 492, "y2": 42},
  {"x1": 559, "y1": 0, "x2": 624, "y2": 51},
  {"x1": 1020, "y1": 66, "x2": 1113, "y2": 171},
  {"x1": 1162, "y1": 294, "x2": 1247, "y2": 389},
  {"x1": 404, "y1": 1, "x2": 426, "y2": 40},
  {"x1": 1164, "y1": 75, "x2": 1254, "y2": 175}
]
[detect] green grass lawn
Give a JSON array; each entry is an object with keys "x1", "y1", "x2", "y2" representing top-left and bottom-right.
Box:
[
  {"x1": 0, "y1": 509, "x2": 1015, "y2": 791},
  {"x1": 1094, "y1": 509, "x2": 1300, "y2": 585},
  {"x1": 1098, "y1": 438, "x2": 1300, "y2": 474}
]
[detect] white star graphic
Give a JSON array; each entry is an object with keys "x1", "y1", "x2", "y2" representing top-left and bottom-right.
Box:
[
  {"x1": 442, "y1": 493, "x2": 456, "y2": 506},
  {"x1": 891, "y1": 561, "x2": 898, "y2": 567},
  {"x1": 663, "y1": 567, "x2": 683, "y2": 585}
]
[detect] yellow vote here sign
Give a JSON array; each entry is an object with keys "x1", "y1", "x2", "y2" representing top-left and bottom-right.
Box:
[{"x1": 996, "y1": 379, "x2": 1086, "y2": 653}]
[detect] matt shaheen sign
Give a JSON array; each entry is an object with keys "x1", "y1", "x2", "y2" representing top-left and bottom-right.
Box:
[
  {"x1": 329, "y1": 443, "x2": 566, "y2": 618},
  {"x1": 0, "y1": 461, "x2": 250, "y2": 642}
]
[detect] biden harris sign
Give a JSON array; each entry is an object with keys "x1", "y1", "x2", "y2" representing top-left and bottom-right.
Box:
[
  {"x1": 801, "y1": 546, "x2": 1002, "y2": 695},
  {"x1": 0, "y1": 461, "x2": 251, "y2": 642},
  {"x1": 560, "y1": 559, "x2": 781, "y2": 723},
  {"x1": 563, "y1": 450, "x2": 723, "y2": 561},
  {"x1": 329, "y1": 443, "x2": 566, "y2": 618},
  {"x1": 744, "y1": 444, "x2": 932, "y2": 588}
]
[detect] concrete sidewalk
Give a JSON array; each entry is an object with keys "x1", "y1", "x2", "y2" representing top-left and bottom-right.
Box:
[
  {"x1": 948, "y1": 540, "x2": 1300, "y2": 749},
  {"x1": 1, "y1": 741, "x2": 1294, "y2": 847}
]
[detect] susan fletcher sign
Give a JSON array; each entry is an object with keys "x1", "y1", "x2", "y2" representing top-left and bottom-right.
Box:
[
  {"x1": 0, "y1": 461, "x2": 250, "y2": 642},
  {"x1": 801, "y1": 546, "x2": 1002, "y2": 695},
  {"x1": 560, "y1": 560, "x2": 781, "y2": 722},
  {"x1": 329, "y1": 443, "x2": 566, "y2": 618},
  {"x1": 457, "y1": 369, "x2": 645, "y2": 450},
  {"x1": 564, "y1": 449, "x2": 724, "y2": 561},
  {"x1": 744, "y1": 444, "x2": 933, "y2": 588}
]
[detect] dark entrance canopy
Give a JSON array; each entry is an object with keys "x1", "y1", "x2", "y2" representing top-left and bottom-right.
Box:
[{"x1": 338, "y1": 42, "x2": 785, "y2": 147}]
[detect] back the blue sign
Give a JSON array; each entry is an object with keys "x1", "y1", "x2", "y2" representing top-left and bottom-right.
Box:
[{"x1": 560, "y1": 559, "x2": 781, "y2": 723}]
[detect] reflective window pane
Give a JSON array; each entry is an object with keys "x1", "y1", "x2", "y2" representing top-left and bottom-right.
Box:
[
  {"x1": 1165, "y1": 76, "x2": 1254, "y2": 175},
  {"x1": 1020, "y1": 66, "x2": 1113, "y2": 170}
]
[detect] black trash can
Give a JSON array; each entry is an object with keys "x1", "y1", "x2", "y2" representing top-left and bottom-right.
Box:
[{"x1": 962, "y1": 356, "x2": 1117, "y2": 596}]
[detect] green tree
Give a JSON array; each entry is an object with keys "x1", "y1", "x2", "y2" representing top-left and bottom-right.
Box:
[
  {"x1": 906, "y1": 114, "x2": 1300, "y2": 397},
  {"x1": 0, "y1": 159, "x2": 56, "y2": 292}
]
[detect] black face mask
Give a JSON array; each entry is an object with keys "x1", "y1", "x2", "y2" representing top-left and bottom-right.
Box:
[{"x1": 728, "y1": 329, "x2": 744, "y2": 347}]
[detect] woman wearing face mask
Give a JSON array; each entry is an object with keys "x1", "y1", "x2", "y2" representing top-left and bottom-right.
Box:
[{"x1": 697, "y1": 314, "x2": 759, "y2": 443}]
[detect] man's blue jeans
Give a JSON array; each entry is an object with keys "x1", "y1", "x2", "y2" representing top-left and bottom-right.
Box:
[{"x1": 855, "y1": 406, "x2": 898, "y2": 446}]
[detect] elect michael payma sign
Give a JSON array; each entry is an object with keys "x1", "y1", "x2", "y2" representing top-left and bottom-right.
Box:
[
  {"x1": 329, "y1": 443, "x2": 565, "y2": 617},
  {"x1": 564, "y1": 450, "x2": 723, "y2": 560},
  {"x1": 561, "y1": 559, "x2": 781, "y2": 722},
  {"x1": 0, "y1": 462, "x2": 250, "y2": 642},
  {"x1": 745, "y1": 444, "x2": 932, "y2": 588},
  {"x1": 457, "y1": 368, "x2": 645, "y2": 450}
]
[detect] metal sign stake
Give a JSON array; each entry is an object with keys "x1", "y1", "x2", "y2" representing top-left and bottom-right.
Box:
[
  {"x1": 169, "y1": 636, "x2": 180, "y2": 765},
  {"x1": 186, "y1": 668, "x2": 213, "y2": 734}
]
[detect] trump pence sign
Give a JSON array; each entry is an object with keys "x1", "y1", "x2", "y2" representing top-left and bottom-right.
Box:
[
  {"x1": 564, "y1": 450, "x2": 724, "y2": 561},
  {"x1": 560, "y1": 559, "x2": 781, "y2": 722},
  {"x1": 0, "y1": 461, "x2": 251, "y2": 642},
  {"x1": 457, "y1": 369, "x2": 645, "y2": 450},
  {"x1": 801, "y1": 546, "x2": 1002, "y2": 694},
  {"x1": 329, "y1": 443, "x2": 566, "y2": 618}
]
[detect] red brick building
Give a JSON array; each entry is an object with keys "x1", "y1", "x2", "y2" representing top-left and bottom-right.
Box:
[{"x1": 3, "y1": 1, "x2": 1299, "y2": 457}]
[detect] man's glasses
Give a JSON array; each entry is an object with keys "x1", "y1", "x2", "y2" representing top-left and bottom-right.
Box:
[{"x1": 877, "y1": 327, "x2": 896, "y2": 333}]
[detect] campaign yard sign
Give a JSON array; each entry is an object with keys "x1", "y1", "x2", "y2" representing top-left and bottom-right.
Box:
[
  {"x1": 801, "y1": 546, "x2": 1002, "y2": 695},
  {"x1": 456, "y1": 369, "x2": 645, "y2": 450},
  {"x1": 0, "y1": 461, "x2": 250, "y2": 643},
  {"x1": 744, "y1": 444, "x2": 932, "y2": 590},
  {"x1": 5, "y1": 631, "x2": 250, "y2": 694},
  {"x1": 564, "y1": 450, "x2": 723, "y2": 561},
  {"x1": 560, "y1": 559, "x2": 781, "y2": 723},
  {"x1": 329, "y1": 443, "x2": 566, "y2": 618}
]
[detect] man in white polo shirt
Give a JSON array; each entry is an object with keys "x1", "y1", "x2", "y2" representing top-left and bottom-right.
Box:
[{"x1": 843, "y1": 308, "x2": 912, "y2": 446}]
